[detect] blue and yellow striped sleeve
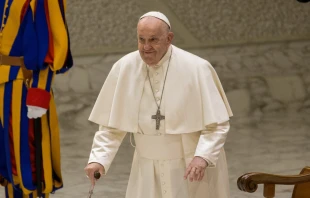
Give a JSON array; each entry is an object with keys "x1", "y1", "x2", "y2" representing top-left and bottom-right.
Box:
[{"x1": 26, "y1": 0, "x2": 54, "y2": 109}]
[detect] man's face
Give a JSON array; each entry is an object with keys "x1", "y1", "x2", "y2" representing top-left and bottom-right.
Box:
[{"x1": 137, "y1": 17, "x2": 174, "y2": 66}]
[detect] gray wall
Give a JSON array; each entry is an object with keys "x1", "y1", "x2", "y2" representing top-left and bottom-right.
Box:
[{"x1": 56, "y1": 0, "x2": 310, "y2": 123}]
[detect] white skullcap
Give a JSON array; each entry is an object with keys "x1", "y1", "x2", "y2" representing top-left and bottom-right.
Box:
[{"x1": 139, "y1": 11, "x2": 171, "y2": 29}]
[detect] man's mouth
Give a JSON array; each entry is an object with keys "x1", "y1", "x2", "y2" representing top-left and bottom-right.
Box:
[{"x1": 144, "y1": 51, "x2": 154, "y2": 54}]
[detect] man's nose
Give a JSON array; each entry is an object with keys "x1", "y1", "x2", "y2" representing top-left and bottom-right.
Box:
[{"x1": 143, "y1": 42, "x2": 152, "y2": 51}]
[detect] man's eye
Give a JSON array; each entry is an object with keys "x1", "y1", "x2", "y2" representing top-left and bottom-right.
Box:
[{"x1": 150, "y1": 38, "x2": 158, "y2": 42}]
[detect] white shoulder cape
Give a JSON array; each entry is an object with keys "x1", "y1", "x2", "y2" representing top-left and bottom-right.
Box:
[{"x1": 89, "y1": 45, "x2": 233, "y2": 134}]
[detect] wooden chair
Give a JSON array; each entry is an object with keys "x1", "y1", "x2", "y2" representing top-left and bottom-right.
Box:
[{"x1": 237, "y1": 166, "x2": 310, "y2": 198}]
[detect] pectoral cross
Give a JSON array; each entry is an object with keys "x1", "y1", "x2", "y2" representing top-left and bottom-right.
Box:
[{"x1": 151, "y1": 109, "x2": 165, "y2": 130}]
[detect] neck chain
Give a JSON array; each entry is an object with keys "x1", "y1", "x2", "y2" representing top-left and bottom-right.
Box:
[{"x1": 146, "y1": 48, "x2": 172, "y2": 130}]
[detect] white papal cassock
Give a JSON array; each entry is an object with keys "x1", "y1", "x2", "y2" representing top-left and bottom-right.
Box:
[{"x1": 88, "y1": 45, "x2": 233, "y2": 198}]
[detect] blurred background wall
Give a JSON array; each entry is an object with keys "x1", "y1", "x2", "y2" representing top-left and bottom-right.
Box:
[{"x1": 55, "y1": 0, "x2": 310, "y2": 120}]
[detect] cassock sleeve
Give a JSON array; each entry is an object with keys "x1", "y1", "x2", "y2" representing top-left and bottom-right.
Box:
[
  {"x1": 194, "y1": 121, "x2": 230, "y2": 168},
  {"x1": 88, "y1": 126, "x2": 127, "y2": 174}
]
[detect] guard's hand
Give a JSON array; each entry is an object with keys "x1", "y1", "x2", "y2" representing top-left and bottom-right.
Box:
[
  {"x1": 27, "y1": 105, "x2": 47, "y2": 119},
  {"x1": 84, "y1": 163, "x2": 105, "y2": 186},
  {"x1": 184, "y1": 156, "x2": 208, "y2": 182}
]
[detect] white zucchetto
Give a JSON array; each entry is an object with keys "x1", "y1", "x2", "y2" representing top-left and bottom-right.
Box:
[{"x1": 139, "y1": 11, "x2": 171, "y2": 29}]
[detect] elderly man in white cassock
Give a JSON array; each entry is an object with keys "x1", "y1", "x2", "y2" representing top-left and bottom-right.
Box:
[{"x1": 84, "y1": 11, "x2": 233, "y2": 198}]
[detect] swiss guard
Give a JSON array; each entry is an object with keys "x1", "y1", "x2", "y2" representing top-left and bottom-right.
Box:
[{"x1": 0, "y1": 0, "x2": 73, "y2": 197}]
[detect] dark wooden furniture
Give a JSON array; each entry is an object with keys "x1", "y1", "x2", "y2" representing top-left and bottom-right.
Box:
[{"x1": 237, "y1": 166, "x2": 310, "y2": 198}]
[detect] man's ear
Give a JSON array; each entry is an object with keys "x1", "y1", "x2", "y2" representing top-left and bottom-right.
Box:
[{"x1": 167, "y1": 32, "x2": 174, "y2": 44}]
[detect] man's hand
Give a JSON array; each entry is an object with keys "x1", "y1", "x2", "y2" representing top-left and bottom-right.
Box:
[
  {"x1": 84, "y1": 163, "x2": 105, "y2": 186},
  {"x1": 184, "y1": 156, "x2": 208, "y2": 182},
  {"x1": 27, "y1": 105, "x2": 47, "y2": 119}
]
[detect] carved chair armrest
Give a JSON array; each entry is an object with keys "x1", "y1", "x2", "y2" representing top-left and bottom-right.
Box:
[{"x1": 237, "y1": 167, "x2": 310, "y2": 193}]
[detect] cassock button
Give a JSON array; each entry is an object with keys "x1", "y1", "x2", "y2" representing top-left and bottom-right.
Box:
[
  {"x1": 162, "y1": 182, "x2": 165, "y2": 185},
  {"x1": 161, "y1": 173, "x2": 164, "y2": 177},
  {"x1": 155, "y1": 80, "x2": 159, "y2": 84},
  {"x1": 163, "y1": 190, "x2": 167, "y2": 194},
  {"x1": 155, "y1": 72, "x2": 158, "y2": 75},
  {"x1": 155, "y1": 89, "x2": 159, "y2": 92}
]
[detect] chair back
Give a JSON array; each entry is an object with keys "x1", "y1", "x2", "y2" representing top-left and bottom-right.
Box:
[{"x1": 292, "y1": 167, "x2": 310, "y2": 198}]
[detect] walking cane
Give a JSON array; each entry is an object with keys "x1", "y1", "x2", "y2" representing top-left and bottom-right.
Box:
[{"x1": 87, "y1": 171, "x2": 101, "y2": 198}]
